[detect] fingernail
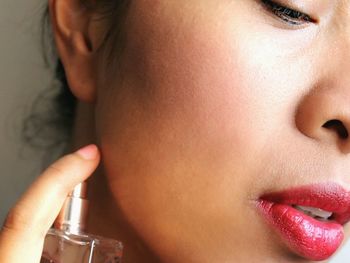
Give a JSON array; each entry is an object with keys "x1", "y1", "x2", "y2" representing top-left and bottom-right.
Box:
[{"x1": 76, "y1": 144, "x2": 98, "y2": 160}]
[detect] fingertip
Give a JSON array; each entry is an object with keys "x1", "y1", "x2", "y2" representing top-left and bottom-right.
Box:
[{"x1": 75, "y1": 144, "x2": 99, "y2": 160}]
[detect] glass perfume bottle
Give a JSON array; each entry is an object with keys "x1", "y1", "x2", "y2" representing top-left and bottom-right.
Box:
[{"x1": 40, "y1": 182, "x2": 123, "y2": 263}]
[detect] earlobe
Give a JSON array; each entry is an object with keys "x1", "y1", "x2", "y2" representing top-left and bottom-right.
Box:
[{"x1": 48, "y1": 0, "x2": 98, "y2": 103}]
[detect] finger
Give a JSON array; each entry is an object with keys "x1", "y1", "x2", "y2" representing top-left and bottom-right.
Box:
[{"x1": 0, "y1": 144, "x2": 100, "y2": 263}]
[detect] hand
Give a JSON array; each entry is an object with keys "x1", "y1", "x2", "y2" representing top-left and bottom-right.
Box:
[{"x1": 0, "y1": 144, "x2": 100, "y2": 263}]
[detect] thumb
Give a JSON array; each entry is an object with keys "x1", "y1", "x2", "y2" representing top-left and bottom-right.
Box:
[{"x1": 0, "y1": 144, "x2": 100, "y2": 263}]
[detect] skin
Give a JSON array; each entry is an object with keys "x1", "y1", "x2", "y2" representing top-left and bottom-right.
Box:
[
  {"x1": 0, "y1": 145, "x2": 100, "y2": 263},
  {"x1": 2, "y1": 0, "x2": 350, "y2": 262}
]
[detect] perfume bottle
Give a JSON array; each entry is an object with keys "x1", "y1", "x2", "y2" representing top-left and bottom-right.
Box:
[{"x1": 40, "y1": 182, "x2": 123, "y2": 263}]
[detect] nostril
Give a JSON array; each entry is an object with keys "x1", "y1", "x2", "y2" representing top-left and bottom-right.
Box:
[{"x1": 322, "y1": 119, "x2": 349, "y2": 140}]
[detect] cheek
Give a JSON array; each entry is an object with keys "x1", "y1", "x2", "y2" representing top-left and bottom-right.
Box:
[
  {"x1": 94, "y1": 1, "x2": 308, "y2": 259},
  {"x1": 121, "y1": 1, "x2": 273, "y2": 160},
  {"x1": 102, "y1": 12, "x2": 266, "y2": 198}
]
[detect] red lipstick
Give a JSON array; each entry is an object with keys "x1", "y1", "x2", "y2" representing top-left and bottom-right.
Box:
[{"x1": 257, "y1": 183, "x2": 350, "y2": 261}]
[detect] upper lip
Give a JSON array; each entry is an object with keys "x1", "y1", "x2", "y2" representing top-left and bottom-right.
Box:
[{"x1": 259, "y1": 182, "x2": 350, "y2": 225}]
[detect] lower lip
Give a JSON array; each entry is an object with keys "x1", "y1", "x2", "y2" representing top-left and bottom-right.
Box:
[{"x1": 257, "y1": 200, "x2": 344, "y2": 261}]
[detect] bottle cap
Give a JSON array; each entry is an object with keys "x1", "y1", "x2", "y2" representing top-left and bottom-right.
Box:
[{"x1": 54, "y1": 182, "x2": 89, "y2": 234}]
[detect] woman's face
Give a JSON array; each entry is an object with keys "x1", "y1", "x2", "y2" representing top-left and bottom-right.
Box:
[{"x1": 91, "y1": 0, "x2": 350, "y2": 261}]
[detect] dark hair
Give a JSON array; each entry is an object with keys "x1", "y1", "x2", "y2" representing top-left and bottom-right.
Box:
[{"x1": 21, "y1": 1, "x2": 130, "y2": 167}]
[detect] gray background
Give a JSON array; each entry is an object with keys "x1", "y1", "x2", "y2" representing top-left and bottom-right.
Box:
[{"x1": 0, "y1": 0, "x2": 349, "y2": 262}]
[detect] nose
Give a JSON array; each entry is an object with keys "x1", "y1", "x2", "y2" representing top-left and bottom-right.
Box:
[
  {"x1": 295, "y1": 72, "x2": 350, "y2": 154},
  {"x1": 295, "y1": 19, "x2": 350, "y2": 154}
]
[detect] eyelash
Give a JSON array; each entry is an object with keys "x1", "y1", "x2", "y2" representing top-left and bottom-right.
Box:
[{"x1": 260, "y1": 0, "x2": 315, "y2": 26}]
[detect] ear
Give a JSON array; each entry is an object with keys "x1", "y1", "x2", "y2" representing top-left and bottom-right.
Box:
[{"x1": 48, "y1": 0, "x2": 102, "y2": 103}]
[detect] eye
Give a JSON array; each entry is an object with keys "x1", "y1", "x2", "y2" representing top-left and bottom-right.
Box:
[{"x1": 260, "y1": 0, "x2": 316, "y2": 26}]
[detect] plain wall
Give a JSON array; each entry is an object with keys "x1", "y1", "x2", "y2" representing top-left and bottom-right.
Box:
[
  {"x1": 0, "y1": 0, "x2": 349, "y2": 262},
  {"x1": 0, "y1": 0, "x2": 51, "y2": 221}
]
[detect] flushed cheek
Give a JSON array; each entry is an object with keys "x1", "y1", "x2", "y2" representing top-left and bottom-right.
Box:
[
  {"x1": 131, "y1": 12, "x2": 281, "y2": 165},
  {"x1": 122, "y1": 0, "x2": 304, "y2": 165},
  {"x1": 98, "y1": 2, "x2": 301, "y2": 260}
]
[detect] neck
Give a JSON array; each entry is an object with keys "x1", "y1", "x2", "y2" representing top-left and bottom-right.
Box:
[{"x1": 68, "y1": 101, "x2": 160, "y2": 263}]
